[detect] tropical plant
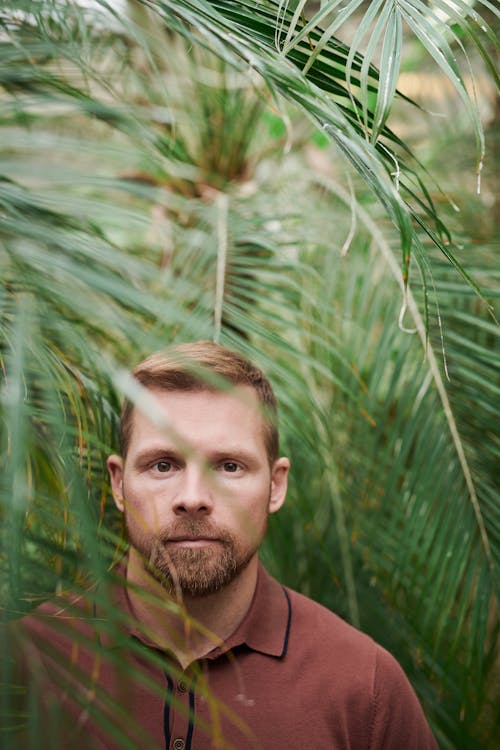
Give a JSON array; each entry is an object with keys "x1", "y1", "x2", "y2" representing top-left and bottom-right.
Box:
[{"x1": 0, "y1": 1, "x2": 498, "y2": 748}]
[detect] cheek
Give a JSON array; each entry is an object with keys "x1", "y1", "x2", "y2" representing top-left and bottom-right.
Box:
[
  {"x1": 123, "y1": 471, "x2": 169, "y2": 499},
  {"x1": 122, "y1": 479, "x2": 167, "y2": 530},
  {"x1": 227, "y1": 486, "x2": 271, "y2": 533},
  {"x1": 218, "y1": 475, "x2": 270, "y2": 507}
]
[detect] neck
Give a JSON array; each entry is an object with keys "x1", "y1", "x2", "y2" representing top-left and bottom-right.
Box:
[{"x1": 125, "y1": 548, "x2": 259, "y2": 669}]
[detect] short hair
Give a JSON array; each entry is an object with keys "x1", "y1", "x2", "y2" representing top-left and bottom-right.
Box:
[{"x1": 119, "y1": 341, "x2": 279, "y2": 463}]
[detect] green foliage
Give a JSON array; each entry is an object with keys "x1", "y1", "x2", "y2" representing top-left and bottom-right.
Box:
[{"x1": 0, "y1": 1, "x2": 498, "y2": 748}]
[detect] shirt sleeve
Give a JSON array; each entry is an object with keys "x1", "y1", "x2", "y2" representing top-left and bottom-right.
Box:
[{"x1": 368, "y1": 646, "x2": 439, "y2": 750}]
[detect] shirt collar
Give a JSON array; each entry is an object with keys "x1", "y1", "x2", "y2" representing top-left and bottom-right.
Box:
[
  {"x1": 95, "y1": 559, "x2": 292, "y2": 659},
  {"x1": 214, "y1": 563, "x2": 292, "y2": 659}
]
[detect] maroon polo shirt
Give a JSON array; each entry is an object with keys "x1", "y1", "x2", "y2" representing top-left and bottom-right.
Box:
[{"x1": 7, "y1": 563, "x2": 437, "y2": 750}]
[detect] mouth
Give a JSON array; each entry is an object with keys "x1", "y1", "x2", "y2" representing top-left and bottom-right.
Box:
[{"x1": 166, "y1": 537, "x2": 221, "y2": 548}]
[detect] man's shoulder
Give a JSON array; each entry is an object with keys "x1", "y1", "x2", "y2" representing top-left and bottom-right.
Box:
[
  {"x1": 18, "y1": 589, "x2": 96, "y2": 623},
  {"x1": 282, "y1": 583, "x2": 437, "y2": 737},
  {"x1": 14, "y1": 565, "x2": 127, "y2": 634},
  {"x1": 284, "y1": 583, "x2": 376, "y2": 656},
  {"x1": 281, "y1": 582, "x2": 422, "y2": 696},
  {"x1": 7, "y1": 595, "x2": 94, "y2": 666}
]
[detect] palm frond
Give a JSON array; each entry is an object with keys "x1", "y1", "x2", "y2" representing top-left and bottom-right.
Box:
[{"x1": 0, "y1": 1, "x2": 498, "y2": 747}]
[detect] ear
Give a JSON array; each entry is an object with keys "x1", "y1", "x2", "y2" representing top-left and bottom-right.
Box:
[
  {"x1": 269, "y1": 457, "x2": 290, "y2": 514},
  {"x1": 107, "y1": 455, "x2": 125, "y2": 512}
]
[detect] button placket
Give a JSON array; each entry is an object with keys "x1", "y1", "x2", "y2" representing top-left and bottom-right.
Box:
[{"x1": 168, "y1": 671, "x2": 192, "y2": 750}]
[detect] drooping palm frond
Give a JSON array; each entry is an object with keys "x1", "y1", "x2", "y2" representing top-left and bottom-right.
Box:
[
  {"x1": 4, "y1": 0, "x2": 497, "y2": 289},
  {"x1": 279, "y1": 0, "x2": 498, "y2": 147},
  {"x1": 137, "y1": 0, "x2": 497, "y2": 294}
]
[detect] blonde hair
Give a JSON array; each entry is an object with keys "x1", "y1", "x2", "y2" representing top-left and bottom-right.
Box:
[{"x1": 119, "y1": 341, "x2": 279, "y2": 462}]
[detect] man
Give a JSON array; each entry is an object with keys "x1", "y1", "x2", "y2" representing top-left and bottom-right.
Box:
[{"x1": 8, "y1": 341, "x2": 438, "y2": 749}]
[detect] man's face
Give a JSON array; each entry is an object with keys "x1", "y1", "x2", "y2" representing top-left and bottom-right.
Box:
[{"x1": 107, "y1": 387, "x2": 289, "y2": 597}]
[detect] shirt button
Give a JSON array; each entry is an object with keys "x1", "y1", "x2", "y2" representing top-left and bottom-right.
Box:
[
  {"x1": 177, "y1": 680, "x2": 188, "y2": 693},
  {"x1": 173, "y1": 740, "x2": 185, "y2": 750}
]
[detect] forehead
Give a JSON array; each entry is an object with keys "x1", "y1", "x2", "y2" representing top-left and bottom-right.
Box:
[{"x1": 126, "y1": 386, "x2": 267, "y2": 454}]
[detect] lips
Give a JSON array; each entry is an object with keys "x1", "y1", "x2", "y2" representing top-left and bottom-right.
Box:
[
  {"x1": 157, "y1": 525, "x2": 231, "y2": 547},
  {"x1": 168, "y1": 536, "x2": 220, "y2": 542},
  {"x1": 165, "y1": 536, "x2": 223, "y2": 549}
]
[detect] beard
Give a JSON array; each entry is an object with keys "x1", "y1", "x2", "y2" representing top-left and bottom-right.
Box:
[{"x1": 126, "y1": 517, "x2": 268, "y2": 598}]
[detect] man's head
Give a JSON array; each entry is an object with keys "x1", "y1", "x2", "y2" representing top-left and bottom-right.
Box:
[
  {"x1": 118, "y1": 341, "x2": 279, "y2": 466},
  {"x1": 107, "y1": 342, "x2": 289, "y2": 599}
]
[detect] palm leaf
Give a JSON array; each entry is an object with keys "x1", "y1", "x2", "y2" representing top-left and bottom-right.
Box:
[{"x1": 0, "y1": 1, "x2": 498, "y2": 748}]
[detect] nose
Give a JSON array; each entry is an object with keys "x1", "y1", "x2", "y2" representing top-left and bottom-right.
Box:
[{"x1": 172, "y1": 464, "x2": 214, "y2": 516}]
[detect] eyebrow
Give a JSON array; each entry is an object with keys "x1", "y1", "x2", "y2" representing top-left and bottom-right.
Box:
[
  {"x1": 205, "y1": 448, "x2": 258, "y2": 465},
  {"x1": 131, "y1": 445, "x2": 258, "y2": 467},
  {"x1": 132, "y1": 446, "x2": 181, "y2": 463}
]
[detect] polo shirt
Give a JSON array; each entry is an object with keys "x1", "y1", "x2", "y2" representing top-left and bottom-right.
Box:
[{"x1": 6, "y1": 563, "x2": 437, "y2": 750}]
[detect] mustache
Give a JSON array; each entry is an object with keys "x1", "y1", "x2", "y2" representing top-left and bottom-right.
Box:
[{"x1": 156, "y1": 520, "x2": 233, "y2": 544}]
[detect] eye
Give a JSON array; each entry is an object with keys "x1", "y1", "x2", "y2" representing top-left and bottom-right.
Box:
[
  {"x1": 221, "y1": 461, "x2": 241, "y2": 473},
  {"x1": 153, "y1": 460, "x2": 174, "y2": 473}
]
